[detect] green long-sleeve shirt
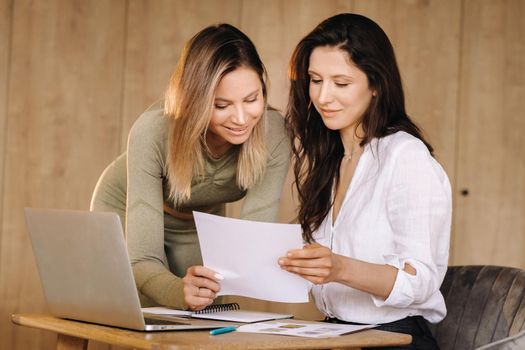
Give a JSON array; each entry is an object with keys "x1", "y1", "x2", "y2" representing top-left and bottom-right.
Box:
[{"x1": 90, "y1": 102, "x2": 290, "y2": 309}]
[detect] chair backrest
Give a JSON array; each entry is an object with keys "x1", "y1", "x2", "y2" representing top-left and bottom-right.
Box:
[{"x1": 430, "y1": 265, "x2": 525, "y2": 350}]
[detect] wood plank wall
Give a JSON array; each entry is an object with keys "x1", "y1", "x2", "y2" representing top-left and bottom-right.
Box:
[
  {"x1": 1, "y1": 1, "x2": 127, "y2": 349},
  {"x1": 0, "y1": 1, "x2": 11, "y2": 286},
  {"x1": 454, "y1": 0, "x2": 525, "y2": 268},
  {"x1": 0, "y1": 1, "x2": 523, "y2": 349}
]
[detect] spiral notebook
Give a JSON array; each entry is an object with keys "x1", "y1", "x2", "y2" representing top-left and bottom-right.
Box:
[{"x1": 142, "y1": 303, "x2": 293, "y2": 323}]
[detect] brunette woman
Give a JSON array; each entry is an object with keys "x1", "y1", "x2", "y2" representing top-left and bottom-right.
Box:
[{"x1": 280, "y1": 13, "x2": 451, "y2": 349}]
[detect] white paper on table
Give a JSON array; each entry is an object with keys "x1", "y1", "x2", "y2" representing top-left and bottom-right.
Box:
[
  {"x1": 193, "y1": 211, "x2": 309, "y2": 303},
  {"x1": 237, "y1": 320, "x2": 376, "y2": 338},
  {"x1": 141, "y1": 306, "x2": 191, "y2": 317}
]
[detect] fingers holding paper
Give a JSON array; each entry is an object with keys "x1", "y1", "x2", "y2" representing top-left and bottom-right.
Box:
[
  {"x1": 278, "y1": 243, "x2": 343, "y2": 285},
  {"x1": 182, "y1": 265, "x2": 224, "y2": 311}
]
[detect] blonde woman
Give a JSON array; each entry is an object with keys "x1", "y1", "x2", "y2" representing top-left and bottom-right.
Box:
[{"x1": 91, "y1": 24, "x2": 290, "y2": 311}]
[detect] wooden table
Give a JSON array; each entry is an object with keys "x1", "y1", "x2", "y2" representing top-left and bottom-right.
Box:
[{"x1": 12, "y1": 313, "x2": 412, "y2": 350}]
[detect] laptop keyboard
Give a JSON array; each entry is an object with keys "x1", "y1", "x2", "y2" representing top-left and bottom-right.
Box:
[{"x1": 144, "y1": 317, "x2": 190, "y2": 326}]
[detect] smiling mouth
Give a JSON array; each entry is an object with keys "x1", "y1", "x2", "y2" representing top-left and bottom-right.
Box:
[
  {"x1": 225, "y1": 126, "x2": 248, "y2": 133},
  {"x1": 320, "y1": 109, "x2": 341, "y2": 115}
]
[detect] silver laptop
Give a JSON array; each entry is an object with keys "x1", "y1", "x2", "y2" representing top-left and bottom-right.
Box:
[{"x1": 24, "y1": 208, "x2": 233, "y2": 331}]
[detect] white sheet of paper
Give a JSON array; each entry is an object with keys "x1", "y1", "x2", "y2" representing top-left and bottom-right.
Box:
[
  {"x1": 141, "y1": 306, "x2": 191, "y2": 317},
  {"x1": 193, "y1": 211, "x2": 309, "y2": 303},
  {"x1": 237, "y1": 320, "x2": 376, "y2": 338}
]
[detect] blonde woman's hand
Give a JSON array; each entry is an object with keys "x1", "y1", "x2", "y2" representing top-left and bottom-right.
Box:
[
  {"x1": 182, "y1": 266, "x2": 223, "y2": 311},
  {"x1": 278, "y1": 243, "x2": 343, "y2": 285}
]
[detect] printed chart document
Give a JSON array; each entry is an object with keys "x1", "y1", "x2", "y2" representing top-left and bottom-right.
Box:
[
  {"x1": 237, "y1": 320, "x2": 376, "y2": 338},
  {"x1": 193, "y1": 211, "x2": 309, "y2": 303}
]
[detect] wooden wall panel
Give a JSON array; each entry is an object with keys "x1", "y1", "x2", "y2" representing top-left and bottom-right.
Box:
[
  {"x1": 351, "y1": 0, "x2": 461, "y2": 194},
  {"x1": 0, "y1": 0, "x2": 12, "y2": 288},
  {"x1": 454, "y1": 0, "x2": 525, "y2": 268},
  {"x1": 0, "y1": 1, "x2": 126, "y2": 349},
  {"x1": 120, "y1": 0, "x2": 242, "y2": 152}
]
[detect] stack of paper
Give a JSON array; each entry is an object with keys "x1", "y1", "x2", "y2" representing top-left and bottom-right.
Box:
[{"x1": 142, "y1": 306, "x2": 293, "y2": 323}]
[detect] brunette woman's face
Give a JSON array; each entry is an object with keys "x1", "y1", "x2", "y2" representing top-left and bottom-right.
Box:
[
  {"x1": 308, "y1": 46, "x2": 375, "y2": 134},
  {"x1": 207, "y1": 66, "x2": 264, "y2": 153}
]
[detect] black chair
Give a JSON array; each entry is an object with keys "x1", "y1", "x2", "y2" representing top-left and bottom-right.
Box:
[{"x1": 430, "y1": 265, "x2": 525, "y2": 350}]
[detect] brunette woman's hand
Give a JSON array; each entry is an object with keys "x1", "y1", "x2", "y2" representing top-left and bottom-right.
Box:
[
  {"x1": 278, "y1": 243, "x2": 343, "y2": 285},
  {"x1": 182, "y1": 266, "x2": 223, "y2": 311}
]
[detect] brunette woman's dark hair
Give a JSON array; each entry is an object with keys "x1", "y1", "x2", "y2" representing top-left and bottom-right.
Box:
[{"x1": 286, "y1": 13, "x2": 433, "y2": 242}]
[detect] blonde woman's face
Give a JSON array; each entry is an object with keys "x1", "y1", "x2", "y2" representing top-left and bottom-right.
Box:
[{"x1": 207, "y1": 66, "x2": 264, "y2": 155}]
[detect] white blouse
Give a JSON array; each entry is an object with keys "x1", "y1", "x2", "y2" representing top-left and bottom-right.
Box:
[{"x1": 311, "y1": 131, "x2": 452, "y2": 324}]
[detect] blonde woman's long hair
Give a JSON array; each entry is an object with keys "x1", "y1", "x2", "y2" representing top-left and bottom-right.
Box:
[{"x1": 164, "y1": 24, "x2": 268, "y2": 206}]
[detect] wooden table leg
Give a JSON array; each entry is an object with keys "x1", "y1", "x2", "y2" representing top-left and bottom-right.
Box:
[{"x1": 56, "y1": 334, "x2": 88, "y2": 350}]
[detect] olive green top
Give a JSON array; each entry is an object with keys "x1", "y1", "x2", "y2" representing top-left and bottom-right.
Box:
[{"x1": 90, "y1": 102, "x2": 290, "y2": 309}]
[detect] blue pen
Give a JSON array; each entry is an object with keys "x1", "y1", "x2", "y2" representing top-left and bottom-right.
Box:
[{"x1": 209, "y1": 326, "x2": 237, "y2": 336}]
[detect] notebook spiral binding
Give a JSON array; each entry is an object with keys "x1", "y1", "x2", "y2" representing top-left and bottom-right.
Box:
[{"x1": 194, "y1": 302, "x2": 240, "y2": 314}]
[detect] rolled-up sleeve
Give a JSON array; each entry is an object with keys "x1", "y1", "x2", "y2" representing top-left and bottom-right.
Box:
[{"x1": 372, "y1": 139, "x2": 452, "y2": 308}]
